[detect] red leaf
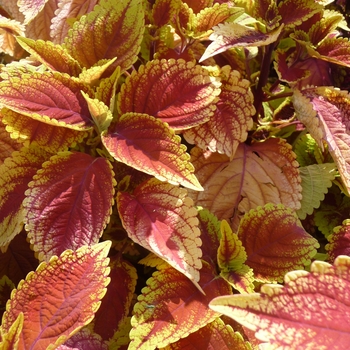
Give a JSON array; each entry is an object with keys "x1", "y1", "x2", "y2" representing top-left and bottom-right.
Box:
[
  {"x1": 93, "y1": 256, "x2": 137, "y2": 340},
  {"x1": 117, "y1": 178, "x2": 202, "y2": 284},
  {"x1": 117, "y1": 59, "x2": 221, "y2": 130},
  {"x1": 209, "y1": 256, "x2": 350, "y2": 349},
  {"x1": 326, "y1": 220, "x2": 350, "y2": 263},
  {"x1": 0, "y1": 117, "x2": 22, "y2": 166},
  {"x1": 0, "y1": 72, "x2": 94, "y2": 130},
  {"x1": 1, "y1": 241, "x2": 111, "y2": 350},
  {"x1": 129, "y1": 261, "x2": 232, "y2": 349},
  {"x1": 238, "y1": 203, "x2": 319, "y2": 283},
  {"x1": 58, "y1": 328, "x2": 108, "y2": 350},
  {"x1": 24, "y1": 152, "x2": 115, "y2": 261},
  {"x1": 0, "y1": 146, "x2": 51, "y2": 248},
  {"x1": 102, "y1": 112, "x2": 203, "y2": 191}
]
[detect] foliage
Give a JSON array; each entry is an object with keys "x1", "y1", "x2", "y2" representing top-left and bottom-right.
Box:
[{"x1": 0, "y1": 0, "x2": 350, "y2": 349}]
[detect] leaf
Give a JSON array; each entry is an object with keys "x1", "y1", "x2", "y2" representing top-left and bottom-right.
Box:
[
  {"x1": 188, "y1": 138, "x2": 302, "y2": 231},
  {"x1": 160, "y1": 317, "x2": 251, "y2": 350},
  {"x1": 17, "y1": 0, "x2": 47, "y2": 24},
  {"x1": 59, "y1": 328, "x2": 109, "y2": 350},
  {"x1": 50, "y1": 0, "x2": 98, "y2": 44},
  {"x1": 23, "y1": 152, "x2": 115, "y2": 261},
  {"x1": 293, "y1": 133, "x2": 319, "y2": 167},
  {"x1": 102, "y1": 112, "x2": 203, "y2": 191},
  {"x1": 0, "y1": 117, "x2": 22, "y2": 166},
  {"x1": 209, "y1": 256, "x2": 350, "y2": 349},
  {"x1": 0, "y1": 313, "x2": 23, "y2": 350},
  {"x1": 151, "y1": 0, "x2": 181, "y2": 27},
  {"x1": 296, "y1": 163, "x2": 336, "y2": 219},
  {"x1": 118, "y1": 59, "x2": 221, "y2": 130},
  {"x1": 16, "y1": 37, "x2": 82, "y2": 76},
  {"x1": 238, "y1": 203, "x2": 319, "y2": 283},
  {"x1": 182, "y1": 0, "x2": 213, "y2": 14},
  {"x1": 0, "y1": 17, "x2": 25, "y2": 56},
  {"x1": 77, "y1": 57, "x2": 117, "y2": 85},
  {"x1": 200, "y1": 23, "x2": 283, "y2": 62},
  {"x1": 63, "y1": 0, "x2": 144, "y2": 71},
  {"x1": 326, "y1": 220, "x2": 350, "y2": 263},
  {"x1": 277, "y1": 0, "x2": 323, "y2": 29},
  {"x1": 1, "y1": 108, "x2": 89, "y2": 153},
  {"x1": 129, "y1": 261, "x2": 232, "y2": 350},
  {"x1": 1, "y1": 241, "x2": 111, "y2": 349},
  {"x1": 93, "y1": 256, "x2": 137, "y2": 340},
  {"x1": 183, "y1": 68, "x2": 255, "y2": 158},
  {"x1": 0, "y1": 72, "x2": 94, "y2": 130},
  {"x1": 117, "y1": 178, "x2": 202, "y2": 285},
  {"x1": 218, "y1": 220, "x2": 255, "y2": 293},
  {"x1": 294, "y1": 87, "x2": 350, "y2": 193},
  {"x1": 0, "y1": 146, "x2": 50, "y2": 248}
]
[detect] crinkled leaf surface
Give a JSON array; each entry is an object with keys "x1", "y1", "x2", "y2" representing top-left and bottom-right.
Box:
[
  {"x1": 58, "y1": 328, "x2": 108, "y2": 350},
  {"x1": 293, "y1": 87, "x2": 350, "y2": 192},
  {"x1": 296, "y1": 163, "x2": 336, "y2": 219},
  {"x1": 118, "y1": 59, "x2": 221, "y2": 130},
  {"x1": 238, "y1": 203, "x2": 319, "y2": 283},
  {"x1": 129, "y1": 261, "x2": 232, "y2": 350},
  {"x1": 151, "y1": 0, "x2": 181, "y2": 27},
  {"x1": 16, "y1": 37, "x2": 82, "y2": 76},
  {"x1": 102, "y1": 112, "x2": 203, "y2": 190},
  {"x1": 93, "y1": 256, "x2": 137, "y2": 340},
  {"x1": 1, "y1": 241, "x2": 111, "y2": 350},
  {"x1": 50, "y1": 0, "x2": 98, "y2": 44},
  {"x1": 24, "y1": 152, "x2": 115, "y2": 261},
  {"x1": 200, "y1": 23, "x2": 283, "y2": 62},
  {"x1": 64, "y1": 0, "x2": 144, "y2": 71},
  {"x1": 117, "y1": 178, "x2": 202, "y2": 284},
  {"x1": 0, "y1": 72, "x2": 94, "y2": 130},
  {"x1": 313, "y1": 38, "x2": 350, "y2": 68},
  {"x1": 183, "y1": 68, "x2": 254, "y2": 158},
  {"x1": 0, "y1": 118, "x2": 22, "y2": 165},
  {"x1": 0, "y1": 312, "x2": 23, "y2": 350},
  {"x1": 326, "y1": 220, "x2": 350, "y2": 263},
  {"x1": 0, "y1": 146, "x2": 50, "y2": 248},
  {"x1": 17, "y1": 0, "x2": 47, "y2": 24},
  {"x1": 160, "y1": 317, "x2": 251, "y2": 350},
  {"x1": 209, "y1": 256, "x2": 350, "y2": 349},
  {"x1": 188, "y1": 138, "x2": 302, "y2": 230},
  {"x1": 1, "y1": 108, "x2": 89, "y2": 153}
]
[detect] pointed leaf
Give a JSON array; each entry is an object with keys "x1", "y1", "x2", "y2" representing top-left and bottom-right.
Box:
[
  {"x1": 118, "y1": 59, "x2": 221, "y2": 130},
  {"x1": 151, "y1": 0, "x2": 181, "y2": 27},
  {"x1": 23, "y1": 152, "x2": 115, "y2": 261},
  {"x1": 50, "y1": 0, "x2": 98, "y2": 44},
  {"x1": 93, "y1": 256, "x2": 137, "y2": 340},
  {"x1": 0, "y1": 146, "x2": 51, "y2": 248},
  {"x1": 129, "y1": 261, "x2": 232, "y2": 350},
  {"x1": 200, "y1": 23, "x2": 283, "y2": 62},
  {"x1": 209, "y1": 256, "x2": 350, "y2": 349},
  {"x1": 160, "y1": 317, "x2": 251, "y2": 350},
  {"x1": 16, "y1": 37, "x2": 82, "y2": 76},
  {"x1": 0, "y1": 313, "x2": 23, "y2": 350},
  {"x1": 313, "y1": 37, "x2": 350, "y2": 67},
  {"x1": 0, "y1": 17, "x2": 25, "y2": 56},
  {"x1": 64, "y1": 0, "x2": 144, "y2": 71},
  {"x1": 188, "y1": 138, "x2": 302, "y2": 230},
  {"x1": 296, "y1": 163, "x2": 336, "y2": 219},
  {"x1": 1, "y1": 108, "x2": 90, "y2": 153},
  {"x1": 0, "y1": 72, "x2": 94, "y2": 130},
  {"x1": 117, "y1": 178, "x2": 202, "y2": 284},
  {"x1": 17, "y1": 0, "x2": 47, "y2": 24},
  {"x1": 294, "y1": 87, "x2": 350, "y2": 192},
  {"x1": 183, "y1": 68, "x2": 255, "y2": 158},
  {"x1": 102, "y1": 112, "x2": 203, "y2": 191},
  {"x1": 0, "y1": 117, "x2": 22, "y2": 165},
  {"x1": 220, "y1": 265, "x2": 255, "y2": 295},
  {"x1": 1, "y1": 241, "x2": 111, "y2": 349},
  {"x1": 238, "y1": 203, "x2": 319, "y2": 283},
  {"x1": 326, "y1": 220, "x2": 350, "y2": 263}
]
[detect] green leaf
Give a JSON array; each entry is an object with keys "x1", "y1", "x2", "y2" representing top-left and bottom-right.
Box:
[{"x1": 1, "y1": 241, "x2": 111, "y2": 349}]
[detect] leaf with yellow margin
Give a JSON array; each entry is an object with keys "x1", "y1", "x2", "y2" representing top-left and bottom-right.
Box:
[
  {"x1": 1, "y1": 108, "x2": 90, "y2": 153},
  {"x1": 62, "y1": 327, "x2": 109, "y2": 349},
  {"x1": 16, "y1": 37, "x2": 82, "y2": 76},
  {"x1": 238, "y1": 203, "x2": 319, "y2": 283},
  {"x1": 1, "y1": 241, "x2": 111, "y2": 349},
  {"x1": 218, "y1": 220, "x2": 254, "y2": 293},
  {"x1": 0, "y1": 71, "x2": 94, "y2": 130},
  {"x1": 102, "y1": 113, "x2": 203, "y2": 191},
  {"x1": 23, "y1": 152, "x2": 115, "y2": 262},
  {"x1": 0, "y1": 17, "x2": 25, "y2": 56},
  {"x1": 209, "y1": 256, "x2": 350, "y2": 349},
  {"x1": 117, "y1": 59, "x2": 221, "y2": 130},
  {"x1": 118, "y1": 178, "x2": 202, "y2": 285},
  {"x1": 63, "y1": 0, "x2": 144, "y2": 72},
  {"x1": 129, "y1": 261, "x2": 232, "y2": 350},
  {"x1": 0, "y1": 146, "x2": 51, "y2": 249},
  {"x1": 0, "y1": 312, "x2": 23, "y2": 350},
  {"x1": 0, "y1": 117, "x2": 22, "y2": 165}
]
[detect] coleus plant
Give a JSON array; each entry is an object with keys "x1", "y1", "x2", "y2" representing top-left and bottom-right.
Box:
[{"x1": 0, "y1": 0, "x2": 350, "y2": 349}]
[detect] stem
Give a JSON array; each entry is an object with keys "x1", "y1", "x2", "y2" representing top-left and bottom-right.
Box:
[{"x1": 253, "y1": 43, "x2": 275, "y2": 118}]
